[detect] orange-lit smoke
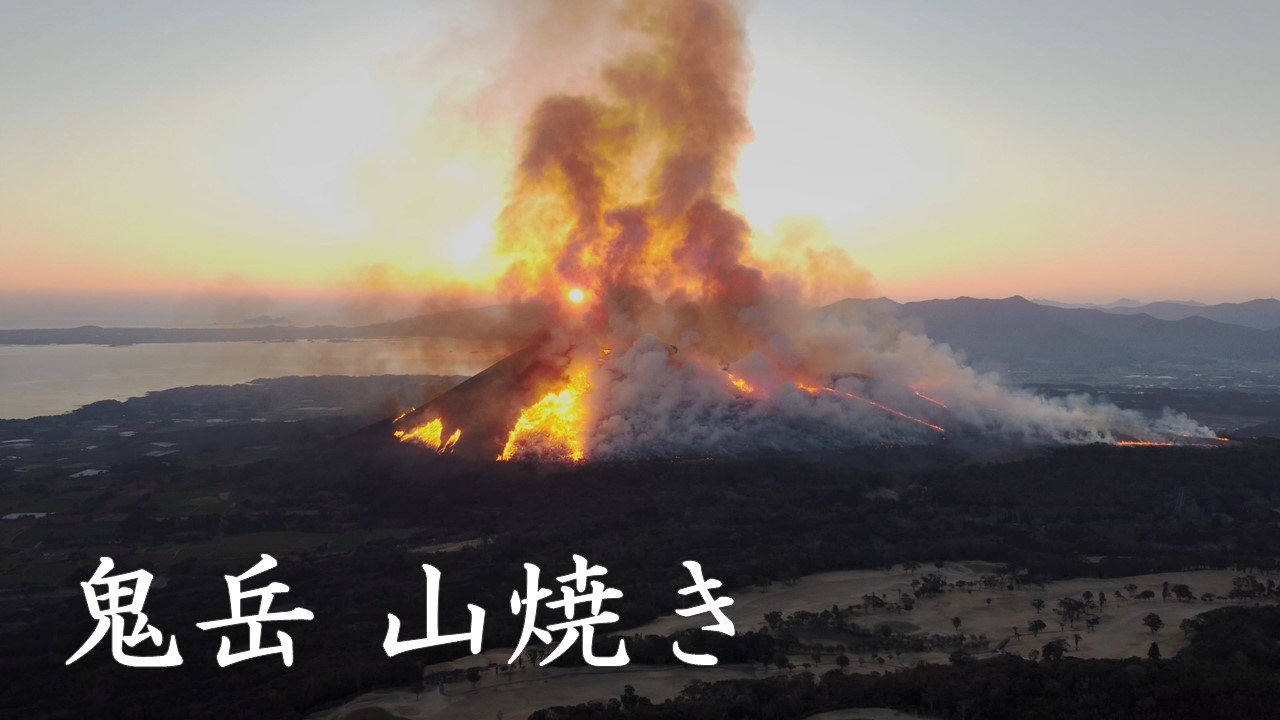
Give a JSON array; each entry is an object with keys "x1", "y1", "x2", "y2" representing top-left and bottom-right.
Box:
[
  {"x1": 495, "y1": 0, "x2": 764, "y2": 316},
  {"x1": 426, "y1": 0, "x2": 1217, "y2": 462}
]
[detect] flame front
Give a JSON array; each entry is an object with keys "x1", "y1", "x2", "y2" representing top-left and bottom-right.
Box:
[
  {"x1": 498, "y1": 370, "x2": 591, "y2": 462},
  {"x1": 797, "y1": 382, "x2": 947, "y2": 435},
  {"x1": 394, "y1": 418, "x2": 461, "y2": 455}
]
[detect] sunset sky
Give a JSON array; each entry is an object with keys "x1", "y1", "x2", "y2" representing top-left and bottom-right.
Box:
[{"x1": 2, "y1": 0, "x2": 1277, "y2": 326}]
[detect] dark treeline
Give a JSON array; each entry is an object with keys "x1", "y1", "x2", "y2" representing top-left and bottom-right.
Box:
[{"x1": 3, "y1": 439, "x2": 1279, "y2": 718}]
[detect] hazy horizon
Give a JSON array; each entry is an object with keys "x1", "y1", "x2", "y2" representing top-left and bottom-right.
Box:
[
  {"x1": 2, "y1": 0, "x2": 1278, "y2": 308},
  {"x1": 2, "y1": 289, "x2": 1278, "y2": 331}
]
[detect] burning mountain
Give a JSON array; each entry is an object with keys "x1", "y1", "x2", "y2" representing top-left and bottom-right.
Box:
[{"x1": 391, "y1": 0, "x2": 1217, "y2": 462}]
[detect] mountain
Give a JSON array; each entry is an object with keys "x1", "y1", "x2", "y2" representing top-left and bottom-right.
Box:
[
  {"x1": 828, "y1": 296, "x2": 1280, "y2": 370},
  {"x1": 1031, "y1": 298, "x2": 1145, "y2": 310},
  {"x1": 0, "y1": 304, "x2": 552, "y2": 346},
  {"x1": 1104, "y1": 299, "x2": 1280, "y2": 330},
  {"x1": 1032, "y1": 298, "x2": 1280, "y2": 330}
]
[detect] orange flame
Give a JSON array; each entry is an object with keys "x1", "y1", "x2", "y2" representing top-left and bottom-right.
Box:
[
  {"x1": 1115, "y1": 440, "x2": 1175, "y2": 447},
  {"x1": 726, "y1": 373, "x2": 755, "y2": 395},
  {"x1": 394, "y1": 418, "x2": 461, "y2": 454},
  {"x1": 797, "y1": 382, "x2": 947, "y2": 435},
  {"x1": 498, "y1": 370, "x2": 591, "y2": 462}
]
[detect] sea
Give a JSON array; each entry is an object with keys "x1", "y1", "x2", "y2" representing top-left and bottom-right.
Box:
[{"x1": 0, "y1": 338, "x2": 511, "y2": 420}]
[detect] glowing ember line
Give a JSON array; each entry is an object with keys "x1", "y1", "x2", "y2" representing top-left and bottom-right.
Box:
[
  {"x1": 912, "y1": 389, "x2": 949, "y2": 410},
  {"x1": 394, "y1": 417, "x2": 460, "y2": 455},
  {"x1": 798, "y1": 383, "x2": 947, "y2": 434},
  {"x1": 498, "y1": 371, "x2": 590, "y2": 462},
  {"x1": 1115, "y1": 440, "x2": 1175, "y2": 447}
]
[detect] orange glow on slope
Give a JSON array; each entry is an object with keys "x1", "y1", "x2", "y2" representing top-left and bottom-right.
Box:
[
  {"x1": 726, "y1": 373, "x2": 756, "y2": 395},
  {"x1": 797, "y1": 382, "x2": 947, "y2": 435},
  {"x1": 497, "y1": 370, "x2": 591, "y2": 462},
  {"x1": 394, "y1": 417, "x2": 461, "y2": 454}
]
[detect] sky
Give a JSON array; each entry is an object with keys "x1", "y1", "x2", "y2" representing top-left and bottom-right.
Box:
[{"x1": 1, "y1": 0, "x2": 1277, "y2": 326}]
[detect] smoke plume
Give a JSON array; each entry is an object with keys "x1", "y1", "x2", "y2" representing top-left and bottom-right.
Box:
[{"x1": 413, "y1": 0, "x2": 1215, "y2": 461}]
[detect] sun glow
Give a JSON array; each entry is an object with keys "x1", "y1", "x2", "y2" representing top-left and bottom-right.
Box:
[{"x1": 567, "y1": 287, "x2": 586, "y2": 304}]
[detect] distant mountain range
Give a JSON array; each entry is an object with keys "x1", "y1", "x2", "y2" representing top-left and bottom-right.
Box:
[
  {"x1": 825, "y1": 296, "x2": 1280, "y2": 370},
  {"x1": 3, "y1": 297, "x2": 1277, "y2": 376},
  {"x1": 1031, "y1": 298, "x2": 1280, "y2": 330}
]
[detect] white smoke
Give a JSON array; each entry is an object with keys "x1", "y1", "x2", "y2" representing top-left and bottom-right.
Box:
[{"x1": 565, "y1": 305, "x2": 1215, "y2": 460}]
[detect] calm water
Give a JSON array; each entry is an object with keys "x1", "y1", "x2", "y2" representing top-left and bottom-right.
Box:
[{"x1": 0, "y1": 338, "x2": 511, "y2": 419}]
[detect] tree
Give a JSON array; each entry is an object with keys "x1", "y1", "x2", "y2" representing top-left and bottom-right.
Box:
[
  {"x1": 1124, "y1": 583, "x2": 1139, "y2": 597},
  {"x1": 620, "y1": 684, "x2": 640, "y2": 712},
  {"x1": 1042, "y1": 638, "x2": 1068, "y2": 661},
  {"x1": 1137, "y1": 590, "x2": 1156, "y2": 600},
  {"x1": 764, "y1": 610, "x2": 783, "y2": 630},
  {"x1": 1171, "y1": 584, "x2": 1195, "y2": 602},
  {"x1": 1057, "y1": 598, "x2": 1086, "y2": 627},
  {"x1": 835, "y1": 654, "x2": 849, "y2": 672},
  {"x1": 1031, "y1": 598, "x2": 1045, "y2": 614},
  {"x1": 1179, "y1": 617, "x2": 1197, "y2": 639},
  {"x1": 466, "y1": 667, "x2": 482, "y2": 689},
  {"x1": 951, "y1": 616, "x2": 962, "y2": 632},
  {"x1": 1073, "y1": 633, "x2": 1082, "y2": 650},
  {"x1": 1148, "y1": 641, "x2": 1161, "y2": 660},
  {"x1": 774, "y1": 653, "x2": 789, "y2": 672},
  {"x1": 1028, "y1": 619, "x2": 1047, "y2": 637},
  {"x1": 1162, "y1": 581, "x2": 1171, "y2": 602},
  {"x1": 862, "y1": 594, "x2": 886, "y2": 614},
  {"x1": 1143, "y1": 613, "x2": 1165, "y2": 635}
]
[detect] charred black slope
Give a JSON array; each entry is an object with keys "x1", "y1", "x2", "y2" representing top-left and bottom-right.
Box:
[{"x1": 370, "y1": 343, "x2": 570, "y2": 461}]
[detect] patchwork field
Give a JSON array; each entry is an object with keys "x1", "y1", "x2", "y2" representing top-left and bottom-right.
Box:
[{"x1": 312, "y1": 562, "x2": 1269, "y2": 720}]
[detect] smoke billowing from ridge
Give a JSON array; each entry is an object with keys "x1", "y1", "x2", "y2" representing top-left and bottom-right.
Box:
[{"x1": 418, "y1": 0, "x2": 1215, "y2": 461}]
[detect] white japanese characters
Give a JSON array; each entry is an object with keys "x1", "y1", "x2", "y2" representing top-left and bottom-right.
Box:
[
  {"x1": 671, "y1": 560, "x2": 736, "y2": 665},
  {"x1": 195, "y1": 554, "x2": 315, "y2": 667},
  {"x1": 68, "y1": 554, "x2": 734, "y2": 669},
  {"x1": 384, "y1": 564, "x2": 485, "y2": 656},
  {"x1": 510, "y1": 555, "x2": 630, "y2": 667},
  {"x1": 66, "y1": 556, "x2": 183, "y2": 667}
]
